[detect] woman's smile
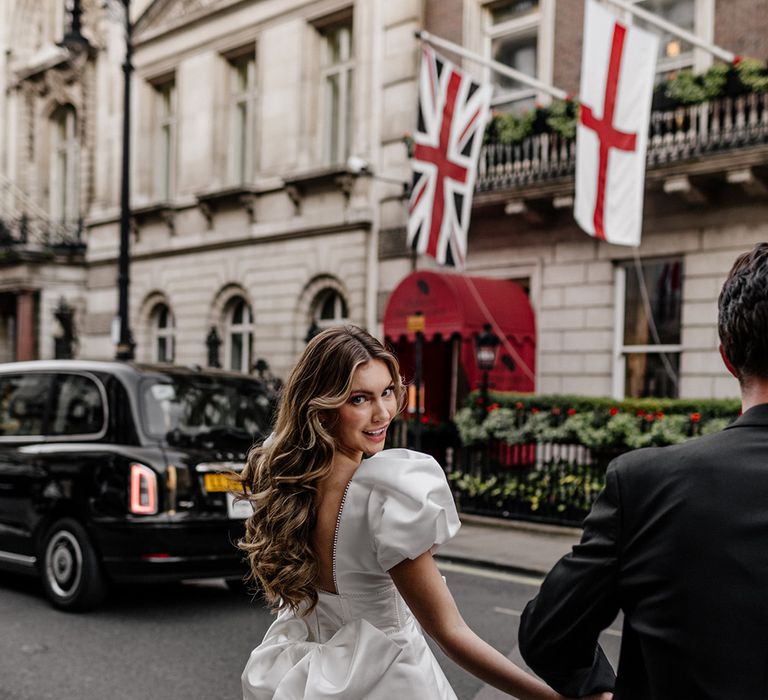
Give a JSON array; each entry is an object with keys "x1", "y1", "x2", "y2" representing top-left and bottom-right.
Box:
[{"x1": 335, "y1": 359, "x2": 398, "y2": 460}]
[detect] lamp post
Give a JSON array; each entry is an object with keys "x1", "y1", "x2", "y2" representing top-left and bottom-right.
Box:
[
  {"x1": 475, "y1": 323, "x2": 500, "y2": 416},
  {"x1": 60, "y1": 0, "x2": 91, "y2": 53},
  {"x1": 115, "y1": 0, "x2": 135, "y2": 360},
  {"x1": 61, "y1": 0, "x2": 133, "y2": 358}
]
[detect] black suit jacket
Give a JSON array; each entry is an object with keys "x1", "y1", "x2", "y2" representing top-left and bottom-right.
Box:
[{"x1": 519, "y1": 403, "x2": 768, "y2": 699}]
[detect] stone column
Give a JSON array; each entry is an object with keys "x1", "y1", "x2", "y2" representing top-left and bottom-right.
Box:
[{"x1": 15, "y1": 291, "x2": 37, "y2": 361}]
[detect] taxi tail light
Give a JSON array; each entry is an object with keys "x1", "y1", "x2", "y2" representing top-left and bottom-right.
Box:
[{"x1": 130, "y1": 463, "x2": 158, "y2": 515}]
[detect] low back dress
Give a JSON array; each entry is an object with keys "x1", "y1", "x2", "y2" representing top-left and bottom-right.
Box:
[{"x1": 241, "y1": 448, "x2": 461, "y2": 699}]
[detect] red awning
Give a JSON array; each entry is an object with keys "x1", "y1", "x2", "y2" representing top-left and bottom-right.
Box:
[
  {"x1": 383, "y1": 270, "x2": 535, "y2": 342},
  {"x1": 383, "y1": 270, "x2": 537, "y2": 393}
]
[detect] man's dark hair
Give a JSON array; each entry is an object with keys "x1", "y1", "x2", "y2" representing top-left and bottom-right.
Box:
[{"x1": 718, "y1": 242, "x2": 768, "y2": 380}]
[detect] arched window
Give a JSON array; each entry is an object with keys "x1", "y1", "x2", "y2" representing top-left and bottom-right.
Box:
[
  {"x1": 151, "y1": 303, "x2": 175, "y2": 363},
  {"x1": 225, "y1": 297, "x2": 253, "y2": 373},
  {"x1": 50, "y1": 105, "x2": 79, "y2": 225},
  {"x1": 312, "y1": 289, "x2": 349, "y2": 330}
]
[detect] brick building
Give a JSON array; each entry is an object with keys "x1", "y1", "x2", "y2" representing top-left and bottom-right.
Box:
[{"x1": 409, "y1": 0, "x2": 768, "y2": 401}]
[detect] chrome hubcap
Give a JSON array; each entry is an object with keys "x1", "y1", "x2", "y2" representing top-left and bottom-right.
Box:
[{"x1": 45, "y1": 531, "x2": 82, "y2": 598}]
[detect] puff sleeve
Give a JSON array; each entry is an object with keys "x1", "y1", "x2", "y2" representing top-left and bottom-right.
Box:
[{"x1": 361, "y1": 449, "x2": 461, "y2": 572}]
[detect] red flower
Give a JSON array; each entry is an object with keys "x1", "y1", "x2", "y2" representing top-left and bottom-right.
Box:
[
  {"x1": 420, "y1": 415, "x2": 429, "y2": 424},
  {"x1": 636, "y1": 410, "x2": 645, "y2": 417},
  {"x1": 487, "y1": 402, "x2": 500, "y2": 413},
  {"x1": 733, "y1": 55, "x2": 743, "y2": 66},
  {"x1": 567, "y1": 408, "x2": 576, "y2": 416},
  {"x1": 609, "y1": 407, "x2": 619, "y2": 416},
  {"x1": 656, "y1": 411, "x2": 665, "y2": 419},
  {"x1": 515, "y1": 401, "x2": 524, "y2": 410},
  {"x1": 644, "y1": 413, "x2": 655, "y2": 422},
  {"x1": 690, "y1": 412, "x2": 701, "y2": 423},
  {"x1": 551, "y1": 406, "x2": 561, "y2": 416},
  {"x1": 531, "y1": 407, "x2": 540, "y2": 414}
]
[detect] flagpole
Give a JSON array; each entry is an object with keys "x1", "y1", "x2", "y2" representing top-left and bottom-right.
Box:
[
  {"x1": 415, "y1": 30, "x2": 569, "y2": 101},
  {"x1": 602, "y1": 0, "x2": 735, "y2": 62}
]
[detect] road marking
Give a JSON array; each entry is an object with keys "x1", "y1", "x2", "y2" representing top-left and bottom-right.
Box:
[
  {"x1": 437, "y1": 560, "x2": 543, "y2": 587},
  {"x1": 493, "y1": 606, "x2": 523, "y2": 617},
  {"x1": 493, "y1": 606, "x2": 623, "y2": 637}
]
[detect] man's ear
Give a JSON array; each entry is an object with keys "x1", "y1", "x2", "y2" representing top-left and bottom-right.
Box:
[{"x1": 719, "y1": 343, "x2": 739, "y2": 379}]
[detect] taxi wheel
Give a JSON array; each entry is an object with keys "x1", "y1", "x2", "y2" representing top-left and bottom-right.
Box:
[{"x1": 40, "y1": 518, "x2": 107, "y2": 612}]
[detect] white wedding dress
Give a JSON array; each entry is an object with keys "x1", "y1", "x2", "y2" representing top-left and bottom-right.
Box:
[{"x1": 241, "y1": 449, "x2": 461, "y2": 699}]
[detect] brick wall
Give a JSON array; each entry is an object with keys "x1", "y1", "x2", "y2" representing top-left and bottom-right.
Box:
[
  {"x1": 552, "y1": 0, "x2": 584, "y2": 97},
  {"x1": 424, "y1": 0, "x2": 464, "y2": 64},
  {"x1": 714, "y1": 0, "x2": 768, "y2": 61},
  {"x1": 424, "y1": 0, "x2": 463, "y2": 44}
]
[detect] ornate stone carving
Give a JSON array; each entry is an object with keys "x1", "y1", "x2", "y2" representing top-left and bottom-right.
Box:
[{"x1": 137, "y1": 0, "x2": 224, "y2": 37}]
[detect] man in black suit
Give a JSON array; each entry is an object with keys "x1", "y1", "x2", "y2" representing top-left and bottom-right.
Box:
[{"x1": 518, "y1": 242, "x2": 768, "y2": 699}]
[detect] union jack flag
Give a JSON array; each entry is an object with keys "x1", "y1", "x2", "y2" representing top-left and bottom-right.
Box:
[{"x1": 408, "y1": 46, "x2": 491, "y2": 268}]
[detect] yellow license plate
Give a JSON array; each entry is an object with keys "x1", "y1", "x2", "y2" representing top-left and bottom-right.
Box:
[{"x1": 203, "y1": 473, "x2": 238, "y2": 493}]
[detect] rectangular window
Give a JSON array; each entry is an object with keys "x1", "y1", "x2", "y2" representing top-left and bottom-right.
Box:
[
  {"x1": 153, "y1": 77, "x2": 176, "y2": 200},
  {"x1": 50, "y1": 107, "x2": 79, "y2": 225},
  {"x1": 614, "y1": 258, "x2": 683, "y2": 398},
  {"x1": 631, "y1": 0, "x2": 713, "y2": 78},
  {"x1": 50, "y1": 374, "x2": 106, "y2": 437},
  {"x1": 319, "y1": 19, "x2": 354, "y2": 165},
  {"x1": 0, "y1": 374, "x2": 52, "y2": 437},
  {"x1": 227, "y1": 50, "x2": 257, "y2": 184},
  {"x1": 485, "y1": 0, "x2": 541, "y2": 114}
]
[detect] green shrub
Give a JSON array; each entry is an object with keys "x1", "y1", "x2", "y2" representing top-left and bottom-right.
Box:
[{"x1": 456, "y1": 392, "x2": 740, "y2": 451}]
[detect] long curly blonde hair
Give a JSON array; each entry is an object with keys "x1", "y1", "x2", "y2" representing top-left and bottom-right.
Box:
[{"x1": 238, "y1": 325, "x2": 405, "y2": 614}]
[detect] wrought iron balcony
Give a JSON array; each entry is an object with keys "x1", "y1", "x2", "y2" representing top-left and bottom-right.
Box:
[
  {"x1": 476, "y1": 91, "x2": 768, "y2": 194},
  {"x1": 0, "y1": 214, "x2": 84, "y2": 252},
  {"x1": 0, "y1": 176, "x2": 85, "y2": 256}
]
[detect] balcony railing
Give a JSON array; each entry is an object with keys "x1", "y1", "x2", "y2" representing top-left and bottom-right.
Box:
[
  {"x1": 476, "y1": 91, "x2": 768, "y2": 193},
  {"x1": 0, "y1": 176, "x2": 84, "y2": 253},
  {"x1": 0, "y1": 214, "x2": 84, "y2": 251}
]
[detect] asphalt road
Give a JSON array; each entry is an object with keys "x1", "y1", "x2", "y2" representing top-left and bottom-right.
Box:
[{"x1": 0, "y1": 564, "x2": 620, "y2": 700}]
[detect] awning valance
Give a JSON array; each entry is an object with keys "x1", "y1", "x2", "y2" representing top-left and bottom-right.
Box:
[
  {"x1": 383, "y1": 270, "x2": 534, "y2": 342},
  {"x1": 383, "y1": 271, "x2": 536, "y2": 393}
]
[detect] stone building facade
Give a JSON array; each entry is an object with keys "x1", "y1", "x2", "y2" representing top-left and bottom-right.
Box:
[
  {"x1": 82, "y1": 0, "x2": 424, "y2": 378},
  {"x1": 2, "y1": 0, "x2": 767, "y2": 403}
]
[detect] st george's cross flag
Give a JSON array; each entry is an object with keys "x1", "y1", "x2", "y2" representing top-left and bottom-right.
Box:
[
  {"x1": 575, "y1": 0, "x2": 659, "y2": 247},
  {"x1": 407, "y1": 46, "x2": 492, "y2": 268}
]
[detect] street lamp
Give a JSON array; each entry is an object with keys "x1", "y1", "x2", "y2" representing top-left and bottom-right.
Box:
[
  {"x1": 59, "y1": 0, "x2": 91, "y2": 54},
  {"x1": 115, "y1": 0, "x2": 135, "y2": 360},
  {"x1": 61, "y1": 0, "x2": 133, "y2": 360},
  {"x1": 475, "y1": 323, "x2": 500, "y2": 415}
]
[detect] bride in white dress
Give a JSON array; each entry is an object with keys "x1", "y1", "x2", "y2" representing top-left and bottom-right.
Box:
[{"x1": 238, "y1": 326, "x2": 611, "y2": 700}]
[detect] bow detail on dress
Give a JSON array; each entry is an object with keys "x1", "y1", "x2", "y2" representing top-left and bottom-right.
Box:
[{"x1": 242, "y1": 616, "x2": 404, "y2": 699}]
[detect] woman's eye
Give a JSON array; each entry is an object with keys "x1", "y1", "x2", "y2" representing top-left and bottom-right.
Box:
[
  {"x1": 382, "y1": 387, "x2": 394, "y2": 397},
  {"x1": 350, "y1": 395, "x2": 366, "y2": 405}
]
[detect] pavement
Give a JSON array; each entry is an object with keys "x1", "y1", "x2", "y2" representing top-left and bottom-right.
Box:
[{"x1": 435, "y1": 513, "x2": 583, "y2": 578}]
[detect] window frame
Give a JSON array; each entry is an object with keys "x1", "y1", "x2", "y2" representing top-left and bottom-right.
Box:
[
  {"x1": 151, "y1": 303, "x2": 176, "y2": 364},
  {"x1": 481, "y1": 0, "x2": 555, "y2": 113},
  {"x1": 627, "y1": 0, "x2": 715, "y2": 77},
  {"x1": 312, "y1": 289, "x2": 350, "y2": 331},
  {"x1": 0, "y1": 371, "x2": 108, "y2": 442},
  {"x1": 152, "y1": 76, "x2": 177, "y2": 201},
  {"x1": 50, "y1": 105, "x2": 80, "y2": 225},
  {"x1": 224, "y1": 298, "x2": 254, "y2": 374},
  {"x1": 48, "y1": 372, "x2": 109, "y2": 439},
  {"x1": 612, "y1": 262, "x2": 683, "y2": 399},
  {"x1": 318, "y1": 18, "x2": 354, "y2": 165},
  {"x1": 226, "y1": 47, "x2": 258, "y2": 184}
]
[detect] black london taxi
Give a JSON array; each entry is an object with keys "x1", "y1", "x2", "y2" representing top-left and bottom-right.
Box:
[{"x1": 0, "y1": 360, "x2": 275, "y2": 611}]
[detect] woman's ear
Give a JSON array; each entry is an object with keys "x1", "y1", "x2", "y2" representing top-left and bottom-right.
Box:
[{"x1": 318, "y1": 410, "x2": 336, "y2": 430}]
